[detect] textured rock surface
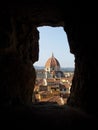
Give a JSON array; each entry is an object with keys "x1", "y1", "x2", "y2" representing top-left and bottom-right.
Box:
[{"x1": 0, "y1": 1, "x2": 97, "y2": 127}]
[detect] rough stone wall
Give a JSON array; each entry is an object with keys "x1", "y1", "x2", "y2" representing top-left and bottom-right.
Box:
[
  {"x1": 0, "y1": 10, "x2": 39, "y2": 106},
  {"x1": 0, "y1": 1, "x2": 97, "y2": 116},
  {"x1": 65, "y1": 21, "x2": 98, "y2": 115}
]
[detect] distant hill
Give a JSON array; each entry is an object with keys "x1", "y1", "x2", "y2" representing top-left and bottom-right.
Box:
[
  {"x1": 34, "y1": 66, "x2": 44, "y2": 70},
  {"x1": 34, "y1": 65, "x2": 74, "y2": 72},
  {"x1": 61, "y1": 67, "x2": 75, "y2": 72}
]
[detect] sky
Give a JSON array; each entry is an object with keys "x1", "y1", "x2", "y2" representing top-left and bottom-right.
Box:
[{"x1": 34, "y1": 26, "x2": 75, "y2": 68}]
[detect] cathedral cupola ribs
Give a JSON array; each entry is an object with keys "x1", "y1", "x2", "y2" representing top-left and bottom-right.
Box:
[{"x1": 45, "y1": 53, "x2": 60, "y2": 72}]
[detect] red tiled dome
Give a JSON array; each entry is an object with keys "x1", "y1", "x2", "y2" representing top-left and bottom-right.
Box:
[{"x1": 45, "y1": 53, "x2": 60, "y2": 71}]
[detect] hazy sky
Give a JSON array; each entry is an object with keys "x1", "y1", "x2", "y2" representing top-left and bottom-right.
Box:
[{"x1": 34, "y1": 26, "x2": 75, "y2": 68}]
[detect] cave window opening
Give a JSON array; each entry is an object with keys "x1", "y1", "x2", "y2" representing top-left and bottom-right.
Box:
[{"x1": 33, "y1": 26, "x2": 75, "y2": 106}]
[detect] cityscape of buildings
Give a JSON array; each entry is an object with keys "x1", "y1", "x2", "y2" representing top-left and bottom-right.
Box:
[{"x1": 32, "y1": 53, "x2": 74, "y2": 105}]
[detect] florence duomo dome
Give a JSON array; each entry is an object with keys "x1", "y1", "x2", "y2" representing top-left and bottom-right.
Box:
[
  {"x1": 45, "y1": 53, "x2": 60, "y2": 72},
  {"x1": 44, "y1": 53, "x2": 65, "y2": 78}
]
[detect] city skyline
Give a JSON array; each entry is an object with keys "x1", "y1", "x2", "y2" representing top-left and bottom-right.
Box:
[{"x1": 34, "y1": 26, "x2": 75, "y2": 68}]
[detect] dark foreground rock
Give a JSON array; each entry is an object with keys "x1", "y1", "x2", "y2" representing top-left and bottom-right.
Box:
[{"x1": 0, "y1": 102, "x2": 97, "y2": 129}]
